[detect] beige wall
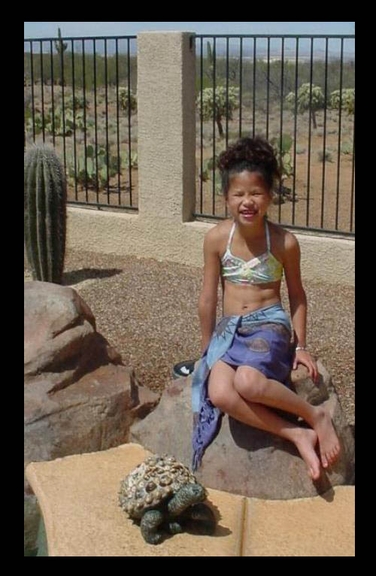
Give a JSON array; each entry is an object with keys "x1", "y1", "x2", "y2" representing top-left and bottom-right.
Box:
[
  {"x1": 67, "y1": 207, "x2": 354, "y2": 286},
  {"x1": 66, "y1": 32, "x2": 354, "y2": 287}
]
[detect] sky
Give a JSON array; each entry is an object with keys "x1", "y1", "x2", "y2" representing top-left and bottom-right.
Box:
[{"x1": 24, "y1": 21, "x2": 355, "y2": 39}]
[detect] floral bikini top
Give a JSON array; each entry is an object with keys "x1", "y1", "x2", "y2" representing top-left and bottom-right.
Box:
[{"x1": 221, "y1": 220, "x2": 283, "y2": 285}]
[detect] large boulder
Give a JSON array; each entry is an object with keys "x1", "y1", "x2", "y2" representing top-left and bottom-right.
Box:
[
  {"x1": 24, "y1": 280, "x2": 122, "y2": 393},
  {"x1": 130, "y1": 362, "x2": 355, "y2": 500},
  {"x1": 24, "y1": 281, "x2": 159, "y2": 555}
]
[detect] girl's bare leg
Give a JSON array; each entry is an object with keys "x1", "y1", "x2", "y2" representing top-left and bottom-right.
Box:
[
  {"x1": 232, "y1": 365, "x2": 340, "y2": 469},
  {"x1": 208, "y1": 361, "x2": 322, "y2": 480}
]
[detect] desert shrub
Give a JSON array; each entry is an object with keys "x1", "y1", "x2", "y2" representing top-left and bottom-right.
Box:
[
  {"x1": 286, "y1": 83, "x2": 325, "y2": 129},
  {"x1": 118, "y1": 88, "x2": 137, "y2": 113},
  {"x1": 196, "y1": 86, "x2": 240, "y2": 138},
  {"x1": 329, "y1": 88, "x2": 355, "y2": 115}
]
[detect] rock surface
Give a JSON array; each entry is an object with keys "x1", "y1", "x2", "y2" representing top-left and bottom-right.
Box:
[
  {"x1": 24, "y1": 281, "x2": 159, "y2": 554},
  {"x1": 24, "y1": 280, "x2": 123, "y2": 393},
  {"x1": 130, "y1": 361, "x2": 355, "y2": 499}
]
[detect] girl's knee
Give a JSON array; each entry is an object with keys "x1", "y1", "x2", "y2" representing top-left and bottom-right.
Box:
[
  {"x1": 234, "y1": 368, "x2": 267, "y2": 400},
  {"x1": 208, "y1": 382, "x2": 236, "y2": 413}
]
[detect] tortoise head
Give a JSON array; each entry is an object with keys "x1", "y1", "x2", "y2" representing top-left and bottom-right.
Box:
[{"x1": 167, "y1": 482, "x2": 207, "y2": 515}]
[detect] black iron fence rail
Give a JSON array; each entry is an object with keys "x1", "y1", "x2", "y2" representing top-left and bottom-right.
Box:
[
  {"x1": 195, "y1": 34, "x2": 355, "y2": 236},
  {"x1": 24, "y1": 33, "x2": 355, "y2": 236},
  {"x1": 24, "y1": 35, "x2": 138, "y2": 211}
]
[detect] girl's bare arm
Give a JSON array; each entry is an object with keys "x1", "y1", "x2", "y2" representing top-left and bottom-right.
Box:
[
  {"x1": 282, "y1": 231, "x2": 318, "y2": 381},
  {"x1": 198, "y1": 229, "x2": 221, "y2": 352}
]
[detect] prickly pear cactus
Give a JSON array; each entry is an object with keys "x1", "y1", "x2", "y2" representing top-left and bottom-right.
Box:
[{"x1": 24, "y1": 144, "x2": 67, "y2": 284}]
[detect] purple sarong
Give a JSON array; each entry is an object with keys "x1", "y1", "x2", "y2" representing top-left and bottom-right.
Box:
[{"x1": 191, "y1": 303, "x2": 292, "y2": 471}]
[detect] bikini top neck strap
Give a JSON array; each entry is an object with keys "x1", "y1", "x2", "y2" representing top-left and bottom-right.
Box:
[
  {"x1": 229, "y1": 219, "x2": 271, "y2": 251},
  {"x1": 227, "y1": 221, "x2": 236, "y2": 250},
  {"x1": 265, "y1": 219, "x2": 271, "y2": 251},
  {"x1": 227, "y1": 218, "x2": 270, "y2": 252}
]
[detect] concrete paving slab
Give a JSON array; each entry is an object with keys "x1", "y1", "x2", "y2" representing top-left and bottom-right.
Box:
[
  {"x1": 243, "y1": 485, "x2": 355, "y2": 556},
  {"x1": 25, "y1": 443, "x2": 246, "y2": 556},
  {"x1": 25, "y1": 442, "x2": 355, "y2": 557}
]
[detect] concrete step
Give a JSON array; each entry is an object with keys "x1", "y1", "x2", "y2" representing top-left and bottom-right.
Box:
[{"x1": 25, "y1": 443, "x2": 354, "y2": 557}]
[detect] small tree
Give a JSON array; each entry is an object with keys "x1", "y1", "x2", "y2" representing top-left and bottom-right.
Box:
[
  {"x1": 286, "y1": 83, "x2": 325, "y2": 129},
  {"x1": 196, "y1": 86, "x2": 239, "y2": 138},
  {"x1": 329, "y1": 88, "x2": 355, "y2": 115}
]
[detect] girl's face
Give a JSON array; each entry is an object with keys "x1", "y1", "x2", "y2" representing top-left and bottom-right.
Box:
[{"x1": 225, "y1": 170, "x2": 273, "y2": 225}]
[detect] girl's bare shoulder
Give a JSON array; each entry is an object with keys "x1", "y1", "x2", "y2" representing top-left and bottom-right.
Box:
[
  {"x1": 268, "y1": 221, "x2": 299, "y2": 254},
  {"x1": 205, "y1": 219, "x2": 233, "y2": 247}
]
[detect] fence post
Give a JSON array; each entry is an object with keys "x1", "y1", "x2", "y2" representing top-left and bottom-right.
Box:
[{"x1": 137, "y1": 31, "x2": 196, "y2": 223}]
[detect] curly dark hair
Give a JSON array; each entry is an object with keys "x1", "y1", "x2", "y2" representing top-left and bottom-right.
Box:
[{"x1": 218, "y1": 136, "x2": 281, "y2": 197}]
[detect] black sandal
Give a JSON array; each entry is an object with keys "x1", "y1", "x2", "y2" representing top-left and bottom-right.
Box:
[{"x1": 172, "y1": 359, "x2": 197, "y2": 379}]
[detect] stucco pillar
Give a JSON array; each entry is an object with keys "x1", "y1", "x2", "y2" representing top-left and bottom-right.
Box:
[{"x1": 137, "y1": 32, "x2": 196, "y2": 222}]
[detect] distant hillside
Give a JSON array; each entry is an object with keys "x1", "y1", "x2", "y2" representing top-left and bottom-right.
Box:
[{"x1": 24, "y1": 34, "x2": 355, "y2": 62}]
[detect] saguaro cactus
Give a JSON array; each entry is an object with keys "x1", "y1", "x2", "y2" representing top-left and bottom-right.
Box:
[
  {"x1": 55, "y1": 27, "x2": 67, "y2": 87},
  {"x1": 24, "y1": 144, "x2": 67, "y2": 284},
  {"x1": 54, "y1": 27, "x2": 68, "y2": 55}
]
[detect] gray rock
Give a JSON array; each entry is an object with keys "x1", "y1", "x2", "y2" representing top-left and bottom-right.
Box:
[{"x1": 130, "y1": 361, "x2": 355, "y2": 500}]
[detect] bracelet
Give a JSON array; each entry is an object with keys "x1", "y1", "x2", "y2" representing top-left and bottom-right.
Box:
[{"x1": 295, "y1": 346, "x2": 307, "y2": 351}]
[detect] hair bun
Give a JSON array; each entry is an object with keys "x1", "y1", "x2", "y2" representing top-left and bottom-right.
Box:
[{"x1": 218, "y1": 136, "x2": 278, "y2": 174}]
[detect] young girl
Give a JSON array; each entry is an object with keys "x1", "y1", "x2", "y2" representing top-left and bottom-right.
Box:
[{"x1": 191, "y1": 136, "x2": 340, "y2": 480}]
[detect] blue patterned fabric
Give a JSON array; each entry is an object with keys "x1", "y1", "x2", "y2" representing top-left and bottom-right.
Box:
[{"x1": 191, "y1": 303, "x2": 292, "y2": 471}]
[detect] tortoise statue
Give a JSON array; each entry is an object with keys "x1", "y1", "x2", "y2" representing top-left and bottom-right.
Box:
[{"x1": 118, "y1": 454, "x2": 216, "y2": 544}]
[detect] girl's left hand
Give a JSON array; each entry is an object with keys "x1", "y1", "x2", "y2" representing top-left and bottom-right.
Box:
[{"x1": 293, "y1": 349, "x2": 319, "y2": 384}]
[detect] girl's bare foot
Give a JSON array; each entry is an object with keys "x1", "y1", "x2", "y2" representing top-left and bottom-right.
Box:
[
  {"x1": 294, "y1": 428, "x2": 321, "y2": 480},
  {"x1": 313, "y1": 407, "x2": 341, "y2": 469}
]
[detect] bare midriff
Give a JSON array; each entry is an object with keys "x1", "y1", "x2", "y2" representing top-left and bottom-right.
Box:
[{"x1": 222, "y1": 280, "x2": 282, "y2": 316}]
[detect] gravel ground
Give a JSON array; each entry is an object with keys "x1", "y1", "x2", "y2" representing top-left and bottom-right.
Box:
[{"x1": 24, "y1": 247, "x2": 355, "y2": 427}]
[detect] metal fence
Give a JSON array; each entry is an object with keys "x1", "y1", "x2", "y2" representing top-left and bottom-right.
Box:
[
  {"x1": 24, "y1": 33, "x2": 355, "y2": 236},
  {"x1": 195, "y1": 34, "x2": 355, "y2": 236},
  {"x1": 24, "y1": 36, "x2": 138, "y2": 212}
]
